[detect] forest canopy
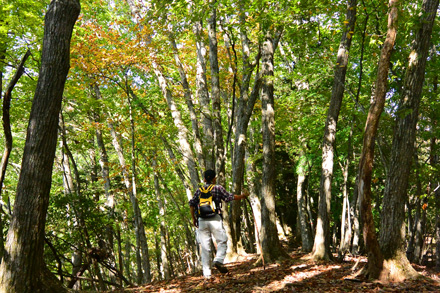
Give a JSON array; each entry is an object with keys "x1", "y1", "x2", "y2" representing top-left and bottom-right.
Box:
[{"x1": 0, "y1": 0, "x2": 439, "y2": 291}]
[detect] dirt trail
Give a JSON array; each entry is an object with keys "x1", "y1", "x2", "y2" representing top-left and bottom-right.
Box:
[{"x1": 119, "y1": 250, "x2": 440, "y2": 292}]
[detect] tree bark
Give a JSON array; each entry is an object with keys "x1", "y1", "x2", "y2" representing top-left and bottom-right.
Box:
[
  {"x1": 380, "y1": 0, "x2": 438, "y2": 281},
  {"x1": 0, "y1": 1, "x2": 80, "y2": 291},
  {"x1": 313, "y1": 0, "x2": 357, "y2": 261},
  {"x1": 260, "y1": 28, "x2": 286, "y2": 262},
  {"x1": 357, "y1": 0, "x2": 399, "y2": 279}
]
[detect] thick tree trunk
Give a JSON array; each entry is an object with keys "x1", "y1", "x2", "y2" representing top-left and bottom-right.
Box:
[
  {"x1": 313, "y1": 0, "x2": 357, "y2": 261},
  {"x1": 357, "y1": 0, "x2": 399, "y2": 279},
  {"x1": 379, "y1": 0, "x2": 438, "y2": 281},
  {"x1": 260, "y1": 28, "x2": 286, "y2": 262},
  {"x1": 0, "y1": 1, "x2": 80, "y2": 291}
]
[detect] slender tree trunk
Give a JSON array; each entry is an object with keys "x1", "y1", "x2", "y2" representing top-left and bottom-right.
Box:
[
  {"x1": 169, "y1": 36, "x2": 206, "y2": 171},
  {"x1": 0, "y1": 58, "x2": 26, "y2": 257},
  {"x1": 357, "y1": 0, "x2": 399, "y2": 279},
  {"x1": 408, "y1": 164, "x2": 426, "y2": 264},
  {"x1": 108, "y1": 119, "x2": 151, "y2": 284},
  {"x1": 59, "y1": 124, "x2": 82, "y2": 290},
  {"x1": 351, "y1": 177, "x2": 361, "y2": 255},
  {"x1": 339, "y1": 123, "x2": 354, "y2": 260},
  {"x1": 297, "y1": 144, "x2": 313, "y2": 252},
  {"x1": 208, "y1": 2, "x2": 226, "y2": 185},
  {"x1": 436, "y1": 184, "x2": 440, "y2": 272},
  {"x1": 152, "y1": 157, "x2": 171, "y2": 280},
  {"x1": 93, "y1": 85, "x2": 113, "y2": 208},
  {"x1": 379, "y1": 0, "x2": 438, "y2": 281},
  {"x1": 0, "y1": 50, "x2": 30, "y2": 197},
  {"x1": 313, "y1": 0, "x2": 357, "y2": 261},
  {"x1": 193, "y1": 20, "x2": 215, "y2": 170},
  {"x1": 152, "y1": 62, "x2": 200, "y2": 190},
  {"x1": 0, "y1": 1, "x2": 80, "y2": 291},
  {"x1": 0, "y1": 49, "x2": 31, "y2": 262},
  {"x1": 246, "y1": 144, "x2": 262, "y2": 254},
  {"x1": 260, "y1": 28, "x2": 286, "y2": 262}
]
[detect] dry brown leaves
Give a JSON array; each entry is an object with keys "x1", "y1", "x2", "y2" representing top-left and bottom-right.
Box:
[{"x1": 118, "y1": 251, "x2": 440, "y2": 292}]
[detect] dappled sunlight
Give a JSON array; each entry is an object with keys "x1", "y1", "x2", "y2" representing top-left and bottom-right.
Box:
[{"x1": 130, "y1": 250, "x2": 440, "y2": 292}]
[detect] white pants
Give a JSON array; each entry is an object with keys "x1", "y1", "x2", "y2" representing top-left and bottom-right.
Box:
[{"x1": 197, "y1": 214, "x2": 228, "y2": 277}]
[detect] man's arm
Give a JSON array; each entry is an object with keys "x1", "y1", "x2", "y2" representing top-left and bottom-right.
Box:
[{"x1": 233, "y1": 188, "x2": 250, "y2": 201}]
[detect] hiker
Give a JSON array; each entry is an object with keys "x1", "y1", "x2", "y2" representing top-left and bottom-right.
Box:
[{"x1": 189, "y1": 169, "x2": 249, "y2": 279}]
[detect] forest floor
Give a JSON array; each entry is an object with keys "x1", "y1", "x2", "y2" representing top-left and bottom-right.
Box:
[{"x1": 117, "y1": 245, "x2": 440, "y2": 292}]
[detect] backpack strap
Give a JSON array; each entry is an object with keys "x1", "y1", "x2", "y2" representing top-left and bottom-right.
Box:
[{"x1": 199, "y1": 184, "x2": 215, "y2": 193}]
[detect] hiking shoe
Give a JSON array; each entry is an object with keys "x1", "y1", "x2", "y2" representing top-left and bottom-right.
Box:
[{"x1": 213, "y1": 261, "x2": 228, "y2": 274}]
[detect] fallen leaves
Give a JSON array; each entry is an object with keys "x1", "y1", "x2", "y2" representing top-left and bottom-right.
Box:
[{"x1": 117, "y1": 250, "x2": 440, "y2": 292}]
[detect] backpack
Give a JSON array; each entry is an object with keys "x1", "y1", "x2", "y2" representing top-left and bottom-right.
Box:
[{"x1": 197, "y1": 184, "x2": 221, "y2": 218}]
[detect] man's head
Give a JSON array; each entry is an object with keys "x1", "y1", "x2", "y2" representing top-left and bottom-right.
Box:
[{"x1": 204, "y1": 169, "x2": 216, "y2": 183}]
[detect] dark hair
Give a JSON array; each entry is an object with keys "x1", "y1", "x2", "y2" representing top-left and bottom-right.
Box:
[{"x1": 204, "y1": 169, "x2": 216, "y2": 183}]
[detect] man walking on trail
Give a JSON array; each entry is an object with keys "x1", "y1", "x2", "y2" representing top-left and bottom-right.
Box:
[{"x1": 189, "y1": 169, "x2": 249, "y2": 279}]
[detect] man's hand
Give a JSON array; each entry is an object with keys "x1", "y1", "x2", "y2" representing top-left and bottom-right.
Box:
[{"x1": 242, "y1": 188, "x2": 250, "y2": 198}]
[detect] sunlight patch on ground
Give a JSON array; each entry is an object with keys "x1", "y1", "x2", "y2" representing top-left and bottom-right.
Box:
[{"x1": 259, "y1": 264, "x2": 343, "y2": 291}]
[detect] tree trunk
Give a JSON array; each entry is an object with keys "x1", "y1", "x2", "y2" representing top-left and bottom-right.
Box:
[
  {"x1": 357, "y1": 0, "x2": 399, "y2": 279},
  {"x1": 297, "y1": 144, "x2": 313, "y2": 252},
  {"x1": 436, "y1": 185, "x2": 440, "y2": 272},
  {"x1": 351, "y1": 177, "x2": 361, "y2": 255},
  {"x1": 208, "y1": 3, "x2": 226, "y2": 185},
  {"x1": 313, "y1": 0, "x2": 357, "y2": 261},
  {"x1": 0, "y1": 50, "x2": 30, "y2": 198},
  {"x1": 93, "y1": 85, "x2": 113, "y2": 209},
  {"x1": 339, "y1": 122, "x2": 354, "y2": 260},
  {"x1": 152, "y1": 62, "x2": 200, "y2": 190},
  {"x1": 152, "y1": 157, "x2": 171, "y2": 280},
  {"x1": 260, "y1": 28, "x2": 286, "y2": 262},
  {"x1": 193, "y1": 20, "x2": 215, "y2": 170},
  {"x1": 230, "y1": 2, "x2": 262, "y2": 259},
  {"x1": 380, "y1": 0, "x2": 438, "y2": 281},
  {"x1": 108, "y1": 120, "x2": 151, "y2": 284},
  {"x1": 0, "y1": 1, "x2": 80, "y2": 291},
  {"x1": 246, "y1": 144, "x2": 263, "y2": 254},
  {"x1": 169, "y1": 36, "x2": 206, "y2": 171}
]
